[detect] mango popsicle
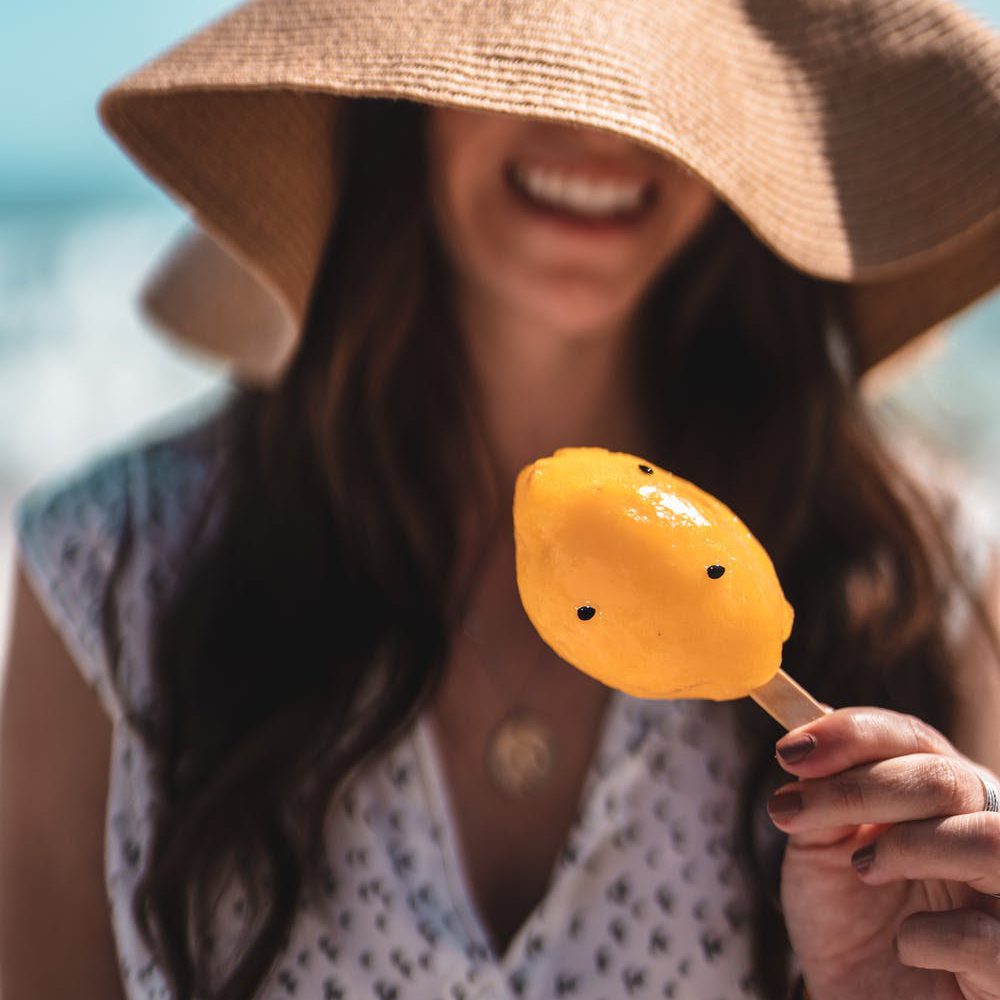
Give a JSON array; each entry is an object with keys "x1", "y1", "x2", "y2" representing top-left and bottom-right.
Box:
[{"x1": 512, "y1": 447, "x2": 827, "y2": 730}]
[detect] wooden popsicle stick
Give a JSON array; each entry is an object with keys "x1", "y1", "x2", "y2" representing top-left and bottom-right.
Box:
[{"x1": 749, "y1": 668, "x2": 829, "y2": 731}]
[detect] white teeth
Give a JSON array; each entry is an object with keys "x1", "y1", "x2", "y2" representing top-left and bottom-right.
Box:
[{"x1": 513, "y1": 164, "x2": 648, "y2": 217}]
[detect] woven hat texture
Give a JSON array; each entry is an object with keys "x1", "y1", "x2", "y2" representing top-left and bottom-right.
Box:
[{"x1": 98, "y1": 0, "x2": 1000, "y2": 384}]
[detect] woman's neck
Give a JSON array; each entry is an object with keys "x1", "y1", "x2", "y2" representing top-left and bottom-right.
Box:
[{"x1": 457, "y1": 287, "x2": 653, "y2": 500}]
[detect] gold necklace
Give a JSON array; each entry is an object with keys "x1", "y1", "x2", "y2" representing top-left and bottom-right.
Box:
[{"x1": 459, "y1": 611, "x2": 556, "y2": 799}]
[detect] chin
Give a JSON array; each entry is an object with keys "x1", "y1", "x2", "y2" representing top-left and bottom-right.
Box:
[{"x1": 521, "y1": 288, "x2": 642, "y2": 340}]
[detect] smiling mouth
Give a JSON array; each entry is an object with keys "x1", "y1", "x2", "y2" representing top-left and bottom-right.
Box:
[{"x1": 503, "y1": 164, "x2": 659, "y2": 229}]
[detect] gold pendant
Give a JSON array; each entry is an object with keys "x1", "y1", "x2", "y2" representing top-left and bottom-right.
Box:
[{"x1": 485, "y1": 712, "x2": 555, "y2": 798}]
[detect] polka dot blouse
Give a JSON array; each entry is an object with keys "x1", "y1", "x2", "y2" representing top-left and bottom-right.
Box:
[{"x1": 12, "y1": 393, "x2": 995, "y2": 1000}]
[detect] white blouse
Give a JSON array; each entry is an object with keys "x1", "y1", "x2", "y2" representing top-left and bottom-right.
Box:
[{"x1": 12, "y1": 391, "x2": 994, "y2": 1000}]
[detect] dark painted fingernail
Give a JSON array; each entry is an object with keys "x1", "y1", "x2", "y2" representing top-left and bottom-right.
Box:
[
  {"x1": 851, "y1": 843, "x2": 876, "y2": 874},
  {"x1": 767, "y1": 791, "x2": 804, "y2": 820},
  {"x1": 775, "y1": 734, "x2": 817, "y2": 764}
]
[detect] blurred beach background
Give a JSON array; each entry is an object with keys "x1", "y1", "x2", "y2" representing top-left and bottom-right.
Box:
[{"x1": 1, "y1": 0, "x2": 999, "y2": 657}]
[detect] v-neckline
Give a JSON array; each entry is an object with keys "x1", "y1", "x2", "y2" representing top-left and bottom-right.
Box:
[{"x1": 411, "y1": 686, "x2": 628, "y2": 969}]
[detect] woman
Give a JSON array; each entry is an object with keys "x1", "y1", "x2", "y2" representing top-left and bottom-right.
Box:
[{"x1": 2, "y1": 1, "x2": 1000, "y2": 998}]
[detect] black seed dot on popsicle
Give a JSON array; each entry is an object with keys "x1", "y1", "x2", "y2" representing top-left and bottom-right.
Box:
[
  {"x1": 577, "y1": 605, "x2": 596, "y2": 621},
  {"x1": 638, "y1": 464, "x2": 654, "y2": 474},
  {"x1": 706, "y1": 565, "x2": 726, "y2": 579}
]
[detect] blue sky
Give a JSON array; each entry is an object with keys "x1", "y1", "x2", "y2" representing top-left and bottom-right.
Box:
[
  {"x1": 2, "y1": 0, "x2": 998, "y2": 208},
  {"x1": 1, "y1": 1, "x2": 234, "y2": 206}
]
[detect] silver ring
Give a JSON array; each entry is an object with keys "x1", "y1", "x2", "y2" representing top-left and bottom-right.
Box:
[
  {"x1": 975, "y1": 773, "x2": 1000, "y2": 898},
  {"x1": 979, "y1": 772, "x2": 1000, "y2": 814},
  {"x1": 979, "y1": 773, "x2": 1000, "y2": 898}
]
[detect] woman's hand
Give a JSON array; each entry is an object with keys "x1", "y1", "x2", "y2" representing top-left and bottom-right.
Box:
[{"x1": 769, "y1": 707, "x2": 1000, "y2": 1000}]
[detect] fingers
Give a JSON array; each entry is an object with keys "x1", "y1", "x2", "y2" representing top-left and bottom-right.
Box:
[
  {"x1": 850, "y1": 813, "x2": 1000, "y2": 896},
  {"x1": 774, "y1": 707, "x2": 956, "y2": 778},
  {"x1": 767, "y1": 753, "x2": 989, "y2": 832},
  {"x1": 896, "y1": 909, "x2": 1000, "y2": 983}
]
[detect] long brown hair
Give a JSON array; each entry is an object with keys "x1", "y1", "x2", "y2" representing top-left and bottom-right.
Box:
[{"x1": 124, "y1": 96, "x2": 995, "y2": 999}]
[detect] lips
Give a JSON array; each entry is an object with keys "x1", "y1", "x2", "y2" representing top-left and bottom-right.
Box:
[
  {"x1": 503, "y1": 164, "x2": 658, "y2": 230},
  {"x1": 507, "y1": 157, "x2": 657, "y2": 188}
]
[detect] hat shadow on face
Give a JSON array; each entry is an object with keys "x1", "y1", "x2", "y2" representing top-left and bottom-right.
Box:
[{"x1": 420, "y1": 102, "x2": 723, "y2": 344}]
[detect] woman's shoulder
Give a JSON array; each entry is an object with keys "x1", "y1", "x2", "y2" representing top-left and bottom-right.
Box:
[{"x1": 11, "y1": 386, "x2": 235, "y2": 724}]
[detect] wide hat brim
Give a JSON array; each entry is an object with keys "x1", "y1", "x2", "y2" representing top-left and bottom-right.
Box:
[{"x1": 98, "y1": 0, "x2": 1000, "y2": 385}]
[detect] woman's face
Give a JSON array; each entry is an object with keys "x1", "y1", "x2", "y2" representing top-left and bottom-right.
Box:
[{"x1": 424, "y1": 106, "x2": 718, "y2": 339}]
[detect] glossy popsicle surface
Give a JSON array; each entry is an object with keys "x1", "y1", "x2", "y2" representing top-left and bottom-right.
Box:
[{"x1": 513, "y1": 447, "x2": 802, "y2": 709}]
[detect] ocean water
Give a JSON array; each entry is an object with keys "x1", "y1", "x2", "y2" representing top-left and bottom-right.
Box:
[
  {"x1": 0, "y1": 202, "x2": 997, "y2": 654},
  {"x1": 0, "y1": 204, "x2": 224, "y2": 478}
]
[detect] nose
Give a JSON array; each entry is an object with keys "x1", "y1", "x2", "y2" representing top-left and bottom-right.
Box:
[
  {"x1": 553, "y1": 119, "x2": 636, "y2": 153},
  {"x1": 553, "y1": 119, "x2": 652, "y2": 167},
  {"x1": 575, "y1": 124, "x2": 637, "y2": 153}
]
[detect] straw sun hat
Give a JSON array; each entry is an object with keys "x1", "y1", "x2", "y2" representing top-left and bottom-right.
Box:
[{"x1": 97, "y1": 0, "x2": 1000, "y2": 386}]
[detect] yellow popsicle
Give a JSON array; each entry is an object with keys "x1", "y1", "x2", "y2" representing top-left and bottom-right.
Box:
[{"x1": 513, "y1": 447, "x2": 827, "y2": 730}]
